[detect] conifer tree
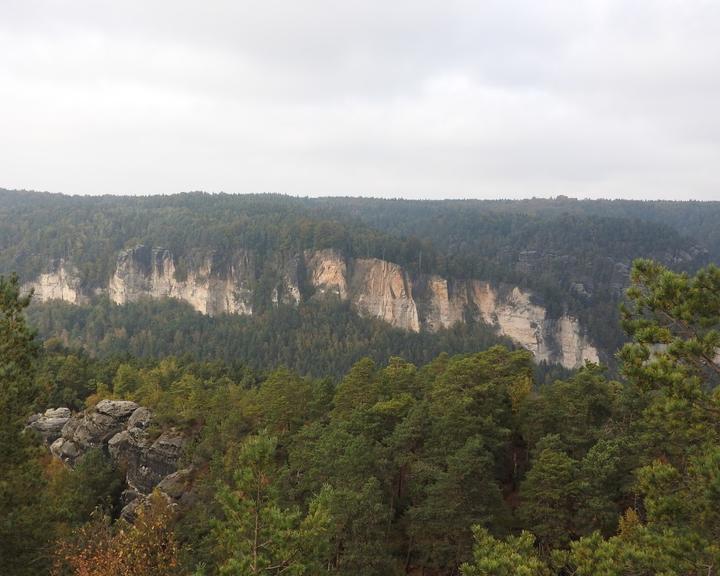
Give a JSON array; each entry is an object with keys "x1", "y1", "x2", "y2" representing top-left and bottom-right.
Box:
[{"x1": 0, "y1": 275, "x2": 52, "y2": 574}]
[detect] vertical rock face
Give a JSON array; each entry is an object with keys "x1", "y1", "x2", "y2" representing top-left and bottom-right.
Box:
[
  {"x1": 350, "y1": 258, "x2": 421, "y2": 332},
  {"x1": 107, "y1": 246, "x2": 153, "y2": 304},
  {"x1": 23, "y1": 260, "x2": 86, "y2": 304},
  {"x1": 25, "y1": 247, "x2": 600, "y2": 368},
  {"x1": 270, "y1": 255, "x2": 302, "y2": 306},
  {"x1": 455, "y1": 282, "x2": 598, "y2": 368},
  {"x1": 492, "y1": 287, "x2": 551, "y2": 361},
  {"x1": 421, "y1": 279, "x2": 588, "y2": 365},
  {"x1": 554, "y1": 316, "x2": 600, "y2": 367},
  {"x1": 305, "y1": 249, "x2": 348, "y2": 299},
  {"x1": 108, "y1": 246, "x2": 254, "y2": 316},
  {"x1": 415, "y1": 275, "x2": 465, "y2": 331}
]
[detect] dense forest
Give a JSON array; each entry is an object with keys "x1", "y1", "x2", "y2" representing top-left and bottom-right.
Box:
[
  {"x1": 1, "y1": 189, "x2": 717, "y2": 361},
  {"x1": 27, "y1": 296, "x2": 532, "y2": 381},
  {"x1": 2, "y1": 258, "x2": 719, "y2": 575}
]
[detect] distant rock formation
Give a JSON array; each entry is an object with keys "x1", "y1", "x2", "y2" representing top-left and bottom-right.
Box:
[
  {"x1": 25, "y1": 247, "x2": 599, "y2": 369},
  {"x1": 23, "y1": 260, "x2": 86, "y2": 305},
  {"x1": 304, "y1": 249, "x2": 348, "y2": 299},
  {"x1": 349, "y1": 258, "x2": 420, "y2": 332},
  {"x1": 108, "y1": 246, "x2": 254, "y2": 316},
  {"x1": 307, "y1": 252, "x2": 599, "y2": 368}
]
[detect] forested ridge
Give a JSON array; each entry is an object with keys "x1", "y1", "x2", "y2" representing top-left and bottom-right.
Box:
[
  {"x1": 1, "y1": 189, "x2": 715, "y2": 361},
  {"x1": 1, "y1": 258, "x2": 719, "y2": 575}
]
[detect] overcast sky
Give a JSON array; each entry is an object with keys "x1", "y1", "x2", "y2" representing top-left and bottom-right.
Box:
[{"x1": 1, "y1": 0, "x2": 719, "y2": 200}]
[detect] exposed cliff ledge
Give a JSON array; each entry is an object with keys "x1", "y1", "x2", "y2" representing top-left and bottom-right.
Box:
[
  {"x1": 350, "y1": 258, "x2": 421, "y2": 333},
  {"x1": 304, "y1": 251, "x2": 598, "y2": 368},
  {"x1": 305, "y1": 249, "x2": 348, "y2": 299},
  {"x1": 26, "y1": 247, "x2": 599, "y2": 368},
  {"x1": 270, "y1": 254, "x2": 302, "y2": 306},
  {"x1": 404, "y1": 276, "x2": 598, "y2": 368},
  {"x1": 23, "y1": 260, "x2": 86, "y2": 305},
  {"x1": 108, "y1": 246, "x2": 254, "y2": 316}
]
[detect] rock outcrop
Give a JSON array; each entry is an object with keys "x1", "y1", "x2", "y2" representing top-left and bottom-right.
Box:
[
  {"x1": 350, "y1": 258, "x2": 421, "y2": 332},
  {"x1": 305, "y1": 249, "x2": 348, "y2": 299},
  {"x1": 26, "y1": 247, "x2": 599, "y2": 368},
  {"x1": 109, "y1": 246, "x2": 254, "y2": 316},
  {"x1": 27, "y1": 407, "x2": 71, "y2": 442},
  {"x1": 23, "y1": 260, "x2": 86, "y2": 305},
  {"x1": 35, "y1": 400, "x2": 190, "y2": 519},
  {"x1": 50, "y1": 399, "x2": 139, "y2": 465}
]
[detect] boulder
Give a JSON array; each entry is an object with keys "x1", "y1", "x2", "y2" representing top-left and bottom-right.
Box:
[
  {"x1": 156, "y1": 468, "x2": 193, "y2": 500},
  {"x1": 127, "y1": 406, "x2": 152, "y2": 429},
  {"x1": 27, "y1": 407, "x2": 72, "y2": 442},
  {"x1": 95, "y1": 399, "x2": 139, "y2": 420},
  {"x1": 119, "y1": 495, "x2": 144, "y2": 523},
  {"x1": 50, "y1": 437, "x2": 80, "y2": 462},
  {"x1": 120, "y1": 468, "x2": 194, "y2": 521},
  {"x1": 57, "y1": 400, "x2": 140, "y2": 459}
]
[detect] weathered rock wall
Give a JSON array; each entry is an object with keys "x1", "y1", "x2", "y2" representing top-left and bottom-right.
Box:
[
  {"x1": 23, "y1": 260, "x2": 86, "y2": 305},
  {"x1": 304, "y1": 249, "x2": 348, "y2": 299},
  {"x1": 306, "y1": 253, "x2": 598, "y2": 369},
  {"x1": 31, "y1": 400, "x2": 191, "y2": 520},
  {"x1": 108, "y1": 246, "x2": 254, "y2": 315},
  {"x1": 349, "y1": 258, "x2": 421, "y2": 332},
  {"x1": 25, "y1": 247, "x2": 599, "y2": 368}
]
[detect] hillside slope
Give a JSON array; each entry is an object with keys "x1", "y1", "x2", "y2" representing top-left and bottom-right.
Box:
[{"x1": 1, "y1": 189, "x2": 712, "y2": 370}]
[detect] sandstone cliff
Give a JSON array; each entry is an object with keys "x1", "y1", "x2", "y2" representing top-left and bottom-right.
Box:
[
  {"x1": 23, "y1": 260, "x2": 86, "y2": 305},
  {"x1": 349, "y1": 258, "x2": 421, "y2": 332},
  {"x1": 305, "y1": 249, "x2": 348, "y2": 299},
  {"x1": 108, "y1": 245, "x2": 254, "y2": 315},
  {"x1": 410, "y1": 277, "x2": 598, "y2": 368},
  {"x1": 270, "y1": 254, "x2": 302, "y2": 306},
  {"x1": 26, "y1": 247, "x2": 599, "y2": 369}
]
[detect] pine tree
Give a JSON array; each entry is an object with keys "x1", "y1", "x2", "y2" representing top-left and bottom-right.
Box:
[
  {"x1": 0, "y1": 274, "x2": 53, "y2": 574},
  {"x1": 213, "y1": 431, "x2": 330, "y2": 575}
]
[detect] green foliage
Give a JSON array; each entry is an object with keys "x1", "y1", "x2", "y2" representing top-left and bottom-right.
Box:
[
  {"x1": 460, "y1": 526, "x2": 550, "y2": 576},
  {"x1": 113, "y1": 363, "x2": 141, "y2": 397},
  {"x1": 212, "y1": 432, "x2": 330, "y2": 576},
  {"x1": 566, "y1": 509, "x2": 720, "y2": 576},
  {"x1": 0, "y1": 274, "x2": 53, "y2": 575},
  {"x1": 621, "y1": 259, "x2": 720, "y2": 392},
  {"x1": 3, "y1": 256, "x2": 720, "y2": 575},
  {"x1": 3, "y1": 189, "x2": 714, "y2": 360},
  {"x1": 28, "y1": 296, "x2": 513, "y2": 380},
  {"x1": 330, "y1": 357, "x2": 379, "y2": 419},
  {"x1": 517, "y1": 436, "x2": 580, "y2": 549},
  {"x1": 520, "y1": 364, "x2": 618, "y2": 456},
  {"x1": 465, "y1": 260, "x2": 720, "y2": 575},
  {"x1": 47, "y1": 449, "x2": 123, "y2": 526}
]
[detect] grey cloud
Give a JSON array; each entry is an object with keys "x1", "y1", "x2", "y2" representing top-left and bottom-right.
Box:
[{"x1": 0, "y1": 0, "x2": 718, "y2": 199}]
